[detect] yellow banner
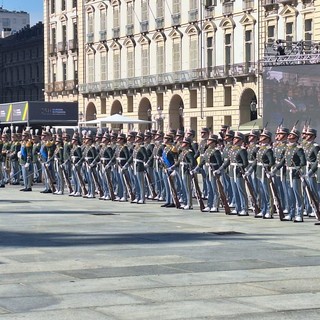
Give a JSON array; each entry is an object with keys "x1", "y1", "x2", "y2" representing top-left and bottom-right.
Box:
[
  {"x1": 22, "y1": 102, "x2": 29, "y2": 121},
  {"x1": 6, "y1": 104, "x2": 12, "y2": 122}
]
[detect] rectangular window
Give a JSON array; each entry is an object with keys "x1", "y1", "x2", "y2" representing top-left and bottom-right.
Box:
[
  {"x1": 74, "y1": 60, "x2": 78, "y2": 82},
  {"x1": 51, "y1": 0, "x2": 55, "y2": 14},
  {"x1": 267, "y1": 25, "x2": 275, "y2": 43},
  {"x1": 62, "y1": 62, "x2": 67, "y2": 81},
  {"x1": 51, "y1": 28, "x2": 56, "y2": 44},
  {"x1": 224, "y1": 86, "x2": 232, "y2": 106},
  {"x1": 61, "y1": 0, "x2": 66, "y2": 11},
  {"x1": 114, "y1": 51, "x2": 120, "y2": 79},
  {"x1": 245, "y1": 30, "x2": 252, "y2": 63},
  {"x1": 73, "y1": 22, "x2": 78, "y2": 42},
  {"x1": 156, "y1": 0, "x2": 164, "y2": 17},
  {"x1": 101, "y1": 53, "x2": 107, "y2": 81},
  {"x1": 157, "y1": 42, "x2": 165, "y2": 74},
  {"x1": 305, "y1": 19, "x2": 312, "y2": 42},
  {"x1": 141, "y1": 45, "x2": 149, "y2": 76},
  {"x1": 190, "y1": 34, "x2": 198, "y2": 69},
  {"x1": 127, "y1": 2, "x2": 134, "y2": 25},
  {"x1": 62, "y1": 25, "x2": 67, "y2": 44},
  {"x1": 88, "y1": 56, "x2": 94, "y2": 83},
  {"x1": 285, "y1": 22, "x2": 293, "y2": 50},
  {"x1": 88, "y1": 12, "x2": 94, "y2": 34},
  {"x1": 52, "y1": 64, "x2": 56, "y2": 83},
  {"x1": 207, "y1": 35, "x2": 214, "y2": 68},
  {"x1": 142, "y1": 0, "x2": 148, "y2": 21},
  {"x1": 73, "y1": 0, "x2": 77, "y2": 9},
  {"x1": 190, "y1": 90, "x2": 197, "y2": 108},
  {"x1": 172, "y1": 38, "x2": 181, "y2": 72},
  {"x1": 225, "y1": 33, "x2": 231, "y2": 67},
  {"x1": 127, "y1": 49, "x2": 134, "y2": 78},
  {"x1": 100, "y1": 10, "x2": 107, "y2": 31},
  {"x1": 190, "y1": 0, "x2": 197, "y2": 10},
  {"x1": 207, "y1": 88, "x2": 213, "y2": 107},
  {"x1": 173, "y1": 0, "x2": 180, "y2": 14},
  {"x1": 113, "y1": 6, "x2": 120, "y2": 28}
]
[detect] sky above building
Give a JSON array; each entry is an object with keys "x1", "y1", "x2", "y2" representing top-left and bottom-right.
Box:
[{"x1": 1, "y1": 0, "x2": 43, "y2": 26}]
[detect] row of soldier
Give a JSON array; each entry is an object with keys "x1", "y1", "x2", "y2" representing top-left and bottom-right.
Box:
[{"x1": 0, "y1": 124, "x2": 320, "y2": 224}]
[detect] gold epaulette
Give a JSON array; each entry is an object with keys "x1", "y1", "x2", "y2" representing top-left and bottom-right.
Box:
[
  {"x1": 171, "y1": 145, "x2": 178, "y2": 153},
  {"x1": 46, "y1": 141, "x2": 54, "y2": 147},
  {"x1": 26, "y1": 141, "x2": 33, "y2": 148}
]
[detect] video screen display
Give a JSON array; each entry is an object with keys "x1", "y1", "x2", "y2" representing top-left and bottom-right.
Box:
[{"x1": 263, "y1": 64, "x2": 320, "y2": 134}]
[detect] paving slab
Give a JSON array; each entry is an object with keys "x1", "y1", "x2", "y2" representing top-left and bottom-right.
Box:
[{"x1": 0, "y1": 184, "x2": 319, "y2": 319}]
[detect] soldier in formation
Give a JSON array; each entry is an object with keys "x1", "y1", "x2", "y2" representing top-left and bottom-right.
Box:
[{"x1": 2, "y1": 123, "x2": 320, "y2": 225}]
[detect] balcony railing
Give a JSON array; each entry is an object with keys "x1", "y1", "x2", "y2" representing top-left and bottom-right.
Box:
[
  {"x1": 112, "y1": 27, "x2": 120, "y2": 39},
  {"x1": 46, "y1": 83, "x2": 54, "y2": 93},
  {"x1": 57, "y1": 41, "x2": 67, "y2": 52},
  {"x1": 204, "y1": 6, "x2": 215, "y2": 19},
  {"x1": 262, "y1": 0, "x2": 278, "y2": 6},
  {"x1": 171, "y1": 13, "x2": 181, "y2": 27},
  {"x1": 65, "y1": 79, "x2": 78, "y2": 91},
  {"x1": 99, "y1": 30, "x2": 107, "y2": 41},
  {"x1": 277, "y1": 0, "x2": 297, "y2": 4},
  {"x1": 140, "y1": 20, "x2": 149, "y2": 33},
  {"x1": 222, "y1": 2, "x2": 234, "y2": 15},
  {"x1": 188, "y1": 9, "x2": 198, "y2": 23},
  {"x1": 302, "y1": 0, "x2": 314, "y2": 8},
  {"x1": 79, "y1": 63, "x2": 258, "y2": 94},
  {"x1": 55, "y1": 81, "x2": 65, "y2": 92},
  {"x1": 155, "y1": 17, "x2": 164, "y2": 30},
  {"x1": 49, "y1": 43, "x2": 57, "y2": 54},
  {"x1": 243, "y1": 0, "x2": 254, "y2": 11},
  {"x1": 68, "y1": 39, "x2": 78, "y2": 50},
  {"x1": 87, "y1": 33, "x2": 94, "y2": 43},
  {"x1": 126, "y1": 24, "x2": 134, "y2": 36}
]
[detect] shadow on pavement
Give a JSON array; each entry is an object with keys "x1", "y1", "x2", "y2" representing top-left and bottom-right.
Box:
[{"x1": 0, "y1": 230, "x2": 263, "y2": 248}]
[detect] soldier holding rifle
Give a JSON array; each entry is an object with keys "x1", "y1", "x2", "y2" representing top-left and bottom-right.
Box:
[{"x1": 197, "y1": 134, "x2": 222, "y2": 212}]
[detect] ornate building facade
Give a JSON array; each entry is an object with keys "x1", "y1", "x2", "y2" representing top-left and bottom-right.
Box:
[
  {"x1": 0, "y1": 22, "x2": 44, "y2": 103},
  {"x1": 43, "y1": 0, "x2": 320, "y2": 135}
]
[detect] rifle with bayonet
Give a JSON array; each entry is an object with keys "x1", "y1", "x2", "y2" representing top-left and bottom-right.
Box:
[
  {"x1": 44, "y1": 163, "x2": 56, "y2": 193},
  {"x1": 241, "y1": 167, "x2": 260, "y2": 216},
  {"x1": 298, "y1": 170, "x2": 320, "y2": 221},
  {"x1": 190, "y1": 169, "x2": 205, "y2": 211},
  {"x1": 214, "y1": 171, "x2": 231, "y2": 215},
  {"x1": 266, "y1": 168, "x2": 284, "y2": 220},
  {"x1": 61, "y1": 162, "x2": 73, "y2": 194},
  {"x1": 100, "y1": 163, "x2": 115, "y2": 200}
]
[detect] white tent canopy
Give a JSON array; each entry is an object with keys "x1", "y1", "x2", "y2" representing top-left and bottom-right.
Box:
[{"x1": 79, "y1": 113, "x2": 153, "y2": 125}]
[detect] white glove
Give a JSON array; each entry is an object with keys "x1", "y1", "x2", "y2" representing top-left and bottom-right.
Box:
[
  {"x1": 25, "y1": 163, "x2": 30, "y2": 168},
  {"x1": 244, "y1": 171, "x2": 251, "y2": 177},
  {"x1": 213, "y1": 169, "x2": 221, "y2": 175},
  {"x1": 17, "y1": 151, "x2": 21, "y2": 159}
]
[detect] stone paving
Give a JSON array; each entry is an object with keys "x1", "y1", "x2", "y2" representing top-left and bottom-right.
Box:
[{"x1": 0, "y1": 184, "x2": 319, "y2": 319}]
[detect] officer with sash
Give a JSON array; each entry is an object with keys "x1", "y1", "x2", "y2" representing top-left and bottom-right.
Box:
[
  {"x1": 31, "y1": 130, "x2": 42, "y2": 183},
  {"x1": 152, "y1": 130, "x2": 165, "y2": 201},
  {"x1": 161, "y1": 133, "x2": 178, "y2": 208},
  {"x1": 19, "y1": 129, "x2": 33, "y2": 191}
]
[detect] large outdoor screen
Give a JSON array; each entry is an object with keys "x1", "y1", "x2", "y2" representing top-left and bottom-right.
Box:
[{"x1": 263, "y1": 64, "x2": 320, "y2": 134}]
